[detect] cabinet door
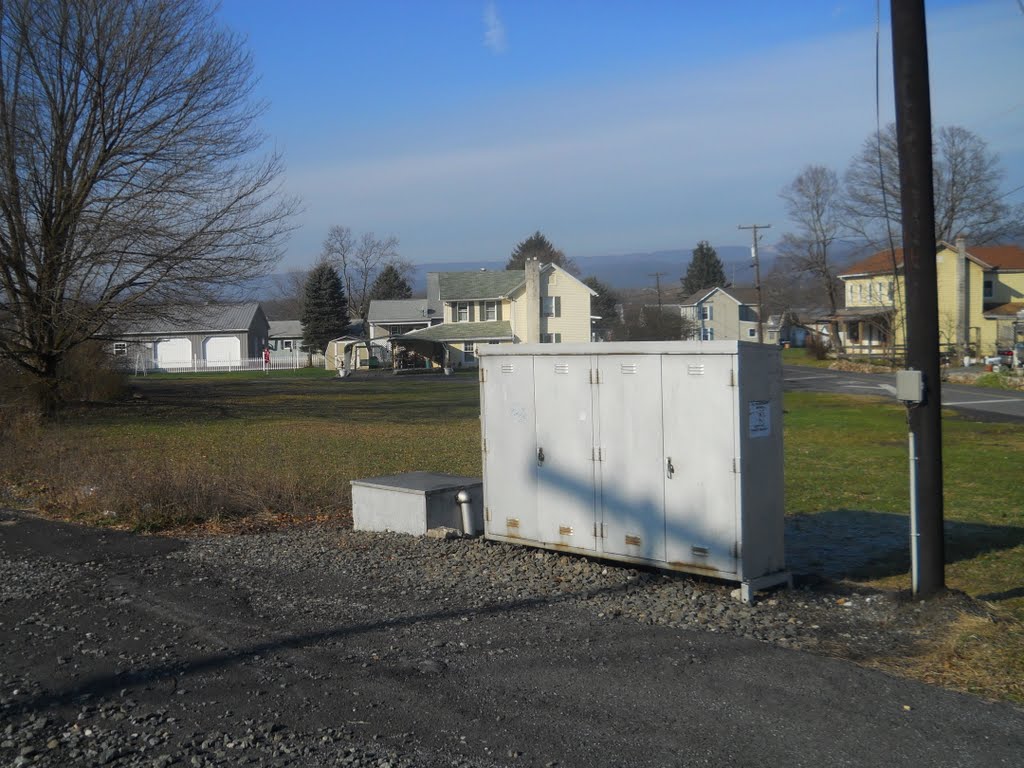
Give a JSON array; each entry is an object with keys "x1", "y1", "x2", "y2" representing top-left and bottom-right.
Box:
[
  {"x1": 661, "y1": 355, "x2": 738, "y2": 575},
  {"x1": 481, "y1": 356, "x2": 539, "y2": 541},
  {"x1": 533, "y1": 355, "x2": 597, "y2": 551},
  {"x1": 596, "y1": 355, "x2": 666, "y2": 561}
]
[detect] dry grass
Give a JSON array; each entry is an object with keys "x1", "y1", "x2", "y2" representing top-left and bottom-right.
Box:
[
  {"x1": 0, "y1": 371, "x2": 480, "y2": 532},
  {"x1": 868, "y1": 611, "x2": 1024, "y2": 704}
]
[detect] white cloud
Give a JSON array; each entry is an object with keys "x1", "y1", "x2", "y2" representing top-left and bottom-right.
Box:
[{"x1": 483, "y1": 2, "x2": 506, "y2": 54}]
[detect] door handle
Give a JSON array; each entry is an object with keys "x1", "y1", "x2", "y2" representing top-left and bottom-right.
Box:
[
  {"x1": 537, "y1": 447, "x2": 545, "y2": 466},
  {"x1": 666, "y1": 457, "x2": 675, "y2": 479}
]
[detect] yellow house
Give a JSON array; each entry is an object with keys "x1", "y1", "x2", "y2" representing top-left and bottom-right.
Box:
[
  {"x1": 383, "y1": 259, "x2": 597, "y2": 368},
  {"x1": 836, "y1": 238, "x2": 1024, "y2": 357}
]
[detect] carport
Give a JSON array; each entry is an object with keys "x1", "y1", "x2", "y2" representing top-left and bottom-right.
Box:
[{"x1": 393, "y1": 321, "x2": 514, "y2": 372}]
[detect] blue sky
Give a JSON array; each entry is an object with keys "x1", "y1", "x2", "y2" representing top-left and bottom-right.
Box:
[{"x1": 217, "y1": 1, "x2": 1024, "y2": 270}]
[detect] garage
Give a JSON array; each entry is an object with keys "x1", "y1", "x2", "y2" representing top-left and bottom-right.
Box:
[
  {"x1": 204, "y1": 335, "x2": 241, "y2": 366},
  {"x1": 155, "y1": 337, "x2": 192, "y2": 367}
]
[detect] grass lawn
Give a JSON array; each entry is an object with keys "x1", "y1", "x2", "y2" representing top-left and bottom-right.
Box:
[{"x1": 2, "y1": 369, "x2": 1023, "y2": 700}]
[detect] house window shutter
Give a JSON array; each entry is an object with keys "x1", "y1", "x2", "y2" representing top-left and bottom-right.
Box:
[
  {"x1": 469, "y1": 303, "x2": 476, "y2": 322},
  {"x1": 496, "y1": 302, "x2": 502, "y2": 321},
  {"x1": 554, "y1": 296, "x2": 561, "y2": 318}
]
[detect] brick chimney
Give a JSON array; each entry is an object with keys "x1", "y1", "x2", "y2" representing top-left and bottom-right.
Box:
[{"x1": 524, "y1": 257, "x2": 541, "y2": 344}]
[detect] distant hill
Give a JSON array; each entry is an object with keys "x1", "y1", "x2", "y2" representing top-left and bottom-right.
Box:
[
  {"x1": 251, "y1": 243, "x2": 896, "y2": 301},
  {"x1": 403, "y1": 246, "x2": 766, "y2": 293}
]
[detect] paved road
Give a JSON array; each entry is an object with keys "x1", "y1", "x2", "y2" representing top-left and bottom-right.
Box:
[
  {"x1": 3, "y1": 509, "x2": 1023, "y2": 767},
  {"x1": 784, "y1": 364, "x2": 1024, "y2": 423}
]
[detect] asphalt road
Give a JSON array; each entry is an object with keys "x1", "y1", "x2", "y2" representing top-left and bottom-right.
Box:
[
  {"x1": 2, "y1": 509, "x2": 1023, "y2": 767},
  {"x1": 784, "y1": 364, "x2": 1024, "y2": 423}
]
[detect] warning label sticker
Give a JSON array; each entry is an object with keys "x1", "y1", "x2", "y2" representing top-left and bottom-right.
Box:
[{"x1": 749, "y1": 400, "x2": 771, "y2": 438}]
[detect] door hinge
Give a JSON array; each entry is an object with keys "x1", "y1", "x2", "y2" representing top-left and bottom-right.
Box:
[
  {"x1": 594, "y1": 522, "x2": 605, "y2": 538},
  {"x1": 729, "y1": 368, "x2": 736, "y2": 387},
  {"x1": 485, "y1": 506, "x2": 491, "y2": 522},
  {"x1": 589, "y1": 368, "x2": 602, "y2": 384},
  {"x1": 732, "y1": 457, "x2": 740, "y2": 473},
  {"x1": 479, "y1": 368, "x2": 487, "y2": 383},
  {"x1": 482, "y1": 438, "x2": 488, "y2": 453},
  {"x1": 592, "y1": 446, "x2": 603, "y2": 462}
]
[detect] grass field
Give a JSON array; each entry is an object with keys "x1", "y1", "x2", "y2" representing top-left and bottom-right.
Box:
[{"x1": 2, "y1": 368, "x2": 1023, "y2": 700}]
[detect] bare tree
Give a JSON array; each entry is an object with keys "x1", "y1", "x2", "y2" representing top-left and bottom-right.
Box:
[
  {"x1": 320, "y1": 226, "x2": 402, "y2": 327},
  {"x1": 843, "y1": 123, "x2": 1023, "y2": 247},
  {"x1": 262, "y1": 269, "x2": 309, "y2": 320},
  {"x1": 778, "y1": 165, "x2": 845, "y2": 352},
  {"x1": 0, "y1": 0, "x2": 296, "y2": 414}
]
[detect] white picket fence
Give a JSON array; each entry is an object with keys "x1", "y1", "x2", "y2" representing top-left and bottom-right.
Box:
[{"x1": 129, "y1": 351, "x2": 327, "y2": 375}]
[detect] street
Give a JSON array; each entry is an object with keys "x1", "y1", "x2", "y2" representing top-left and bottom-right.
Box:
[{"x1": 784, "y1": 365, "x2": 1024, "y2": 423}]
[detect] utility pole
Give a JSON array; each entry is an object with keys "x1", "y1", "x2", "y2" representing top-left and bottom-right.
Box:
[
  {"x1": 649, "y1": 272, "x2": 666, "y2": 337},
  {"x1": 891, "y1": 0, "x2": 944, "y2": 596},
  {"x1": 738, "y1": 224, "x2": 770, "y2": 343}
]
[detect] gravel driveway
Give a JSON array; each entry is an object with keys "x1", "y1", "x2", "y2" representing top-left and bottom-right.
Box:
[{"x1": 2, "y1": 508, "x2": 1022, "y2": 767}]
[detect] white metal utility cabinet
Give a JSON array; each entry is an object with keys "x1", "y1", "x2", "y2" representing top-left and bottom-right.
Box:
[{"x1": 477, "y1": 340, "x2": 789, "y2": 602}]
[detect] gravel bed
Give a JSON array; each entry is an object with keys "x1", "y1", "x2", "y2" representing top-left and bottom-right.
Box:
[
  {"x1": 1, "y1": 521, "x2": 992, "y2": 768},
  {"x1": 177, "y1": 526, "x2": 979, "y2": 660}
]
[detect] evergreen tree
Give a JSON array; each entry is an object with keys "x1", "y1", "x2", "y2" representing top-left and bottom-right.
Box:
[
  {"x1": 301, "y1": 262, "x2": 349, "y2": 352},
  {"x1": 680, "y1": 241, "x2": 727, "y2": 298},
  {"x1": 583, "y1": 276, "x2": 621, "y2": 334},
  {"x1": 505, "y1": 231, "x2": 580, "y2": 275},
  {"x1": 369, "y1": 264, "x2": 413, "y2": 300}
]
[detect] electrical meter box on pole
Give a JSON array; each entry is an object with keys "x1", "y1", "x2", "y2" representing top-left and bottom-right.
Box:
[{"x1": 477, "y1": 340, "x2": 789, "y2": 601}]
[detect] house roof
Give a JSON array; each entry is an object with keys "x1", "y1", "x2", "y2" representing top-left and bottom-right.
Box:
[
  {"x1": 983, "y1": 302, "x2": 1024, "y2": 318},
  {"x1": 268, "y1": 320, "x2": 303, "y2": 339},
  {"x1": 840, "y1": 242, "x2": 1024, "y2": 278},
  {"x1": 368, "y1": 299, "x2": 440, "y2": 323},
  {"x1": 437, "y1": 271, "x2": 525, "y2": 300},
  {"x1": 435, "y1": 264, "x2": 597, "y2": 301},
  {"x1": 964, "y1": 245, "x2": 1024, "y2": 270},
  {"x1": 116, "y1": 302, "x2": 264, "y2": 336},
  {"x1": 829, "y1": 306, "x2": 896, "y2": 320},
  {"x1": 680, "y1": 285, "x2": 759, "y2": 308},
  {"x1": 396, "y1": 321, "x2": 514, "y2": 343},
  {"x1": 680, "y1": 288, "x2": 717, "y2": 306}
]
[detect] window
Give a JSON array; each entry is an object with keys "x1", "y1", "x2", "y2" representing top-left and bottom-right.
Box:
[
  {"x1": 541, "y1": 296, "x2": 560, "y2": 317},
  {"x1": 540, "y1": 333, "x2": 562, "y2": 344},
  {"x1": 701, "y1": 327, "x2": 714, "y2": 341},
  {"x1": 984, "y1": 280, "x2": 993, "y2": 298},
  {"x1": 463, "y1": 342, "x2": 476, "y2": 363},
  {"x1": 483, "y1": 301, "x2": 497, "y2": 321},
  {"x1": 282, "y1": 339, "x2": 293, "y2": 350},
  {"x1": 456, "y1": 302, "x2": 469, "y2": 322},
  {"x1": 848, "y1": 323, "x2": 860, "y2": 342},
  {"x1": 701, "y1": 305, "x2": 713, "y2": 321},
  {"x1": 747, "y1": 328, "x2": 757, "y2": 338},
  {"x1": 112, "y1": 342, "x2": 127, "y2": 356}
]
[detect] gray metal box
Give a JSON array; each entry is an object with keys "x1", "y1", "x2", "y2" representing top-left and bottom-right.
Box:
[
  {"x1": 351, "y1": 471, "x2": 483, "y2": 536},
  {"x1": 896, "y1": 369, "x2": 924, "y2": 403},
  {"x1": 477, "y1": 341, "x2": 788, "y2": 600}
]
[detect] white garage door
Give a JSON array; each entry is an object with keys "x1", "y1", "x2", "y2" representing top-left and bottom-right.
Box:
[
  {"x1": 155, "y1": 338, "x2": 192, "y2": 367},
  {"x1": 204, "y1": 336, "x2": 241, "y2": 365}
]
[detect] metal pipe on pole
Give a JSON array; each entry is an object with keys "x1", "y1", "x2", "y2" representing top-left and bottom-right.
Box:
[{"x1": 891, "y1": 0, "x2": 945, "y2": 596}]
